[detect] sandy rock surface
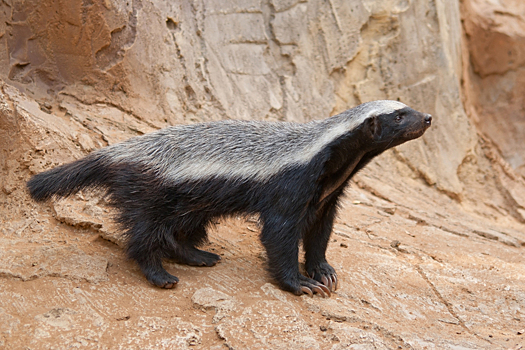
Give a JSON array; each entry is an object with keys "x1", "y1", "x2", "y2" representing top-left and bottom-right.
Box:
[
  {"x1": 462, "y1": 0, "x2": 525, "y2": 178},
  {"x1": 1, "y1": 0, "x2": 525, "y2": 349}
]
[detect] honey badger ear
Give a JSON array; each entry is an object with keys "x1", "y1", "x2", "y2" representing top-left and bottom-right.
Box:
[{"x1": 365, "y1": 115, "x2": 381, "y2": 138}]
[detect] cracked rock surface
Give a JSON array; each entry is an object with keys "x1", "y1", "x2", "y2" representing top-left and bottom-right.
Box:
[{"x1": 1, "y1": 0, "x2": 525, "y2": 349}]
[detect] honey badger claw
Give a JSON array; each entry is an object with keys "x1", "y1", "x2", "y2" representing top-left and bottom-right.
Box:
[
  {"x1": 311, "y1": 286, "x2": 327, "y2": 298},
  {"x1": 301, "y1": 286, "x2": 314, "y2": 296},
  {"x1": 298, "y1": 275, "x2": 331, "y2": 297},
  {"x1": 306, "y1": 262, "x2": 338, "y2": 292},
  {"x1": 321, "y1": 276, "x2": 331, "y2": 291}
]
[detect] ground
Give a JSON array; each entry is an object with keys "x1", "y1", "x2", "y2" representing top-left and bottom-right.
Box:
[{"x1": 1, "y1": 168, "x2": 524, "y2": 349}]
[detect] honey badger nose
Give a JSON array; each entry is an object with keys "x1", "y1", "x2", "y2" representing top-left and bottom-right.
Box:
[{"x1": 424, "y1": 114, "x2": 432, "y2": 124}]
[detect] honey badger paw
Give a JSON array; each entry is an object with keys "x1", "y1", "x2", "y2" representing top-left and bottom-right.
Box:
[
  {"x1": 169, "y1": 247, "x2": 222, "y2": 267},
  {"x1": 306, "y1": 262, "x2": 338, "y2": 292},
  {"x1": 188, "y1": 249, "x2": 221, "y2": 266},
  {"x1": 145, "y1": 269, "x2": 179, "y2": 289},
  {"x1": 279, "y1": 274, "x2": 331, "y2": 297}
]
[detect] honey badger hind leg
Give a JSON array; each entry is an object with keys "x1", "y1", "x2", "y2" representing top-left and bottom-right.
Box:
[
  {"x1": 124, "y1": 221, "x2": 180, "y2": 289},
  {"x1": 167, "y1": 246, "x2": 222, "y2": 267},
  {"x1": 260, "y1": 213, "x2": 331, "y2": 297},
  {"x1": 303, "y1": 195, "x2": 340, "y2": 292},
  {"x1": 135, "y1": 254, "x2": 179, "y2": 289},
  {"x1": 166, "y1": 224, "x2": 221, "y2": 267}
]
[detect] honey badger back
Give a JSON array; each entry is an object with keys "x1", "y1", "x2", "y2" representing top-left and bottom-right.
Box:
[{"x1": 27, "y1": 100, "x2": 432, "y2": 296}]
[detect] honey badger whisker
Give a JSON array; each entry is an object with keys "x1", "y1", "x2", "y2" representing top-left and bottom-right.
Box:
[
  {"x1": 384, "y1": 129, "x2": 404, "y2": 149},
  {"x1": 27, "y1": 100, "x2": 431, "y2": 296}
]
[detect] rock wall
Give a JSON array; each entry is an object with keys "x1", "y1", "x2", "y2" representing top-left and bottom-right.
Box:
[
  {"x1": 1, "y1": 0, "x2": 481, "y2": 195},
  {"x1": 462, "y1": 0, "x2": 525, "y2": 176},
  {"x1": 0, "y1": 1, "x2": 524, "y2": 225},
  {"x1": 459, "y1": 0, "x2": 525, "y2": 222}
]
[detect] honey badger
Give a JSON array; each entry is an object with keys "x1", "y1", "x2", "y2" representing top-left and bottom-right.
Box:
[{"x1": 27, "y1": 100, "x2": 432, "y2": 296}]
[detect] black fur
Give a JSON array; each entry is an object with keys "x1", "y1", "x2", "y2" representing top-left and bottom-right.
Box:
[{"x1": 27, "y1": 102, "x2": 431, "y2": 295}]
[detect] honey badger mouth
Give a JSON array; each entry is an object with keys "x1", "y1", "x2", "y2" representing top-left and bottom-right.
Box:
[
  {"x1": 403, "y1": 114, "x2": 432, "y2": 140},
  {"x1": 403, "y1": 126, "x2": 428, "y2": 140}
]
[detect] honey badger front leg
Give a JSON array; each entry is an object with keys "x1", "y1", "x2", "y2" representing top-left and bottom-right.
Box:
[
  {"x1": 303, "y1": 193, "x2": 341, "y2": 292},
  {"x1": 260, "y1": 211, "x2": 331, "y2": 297}
]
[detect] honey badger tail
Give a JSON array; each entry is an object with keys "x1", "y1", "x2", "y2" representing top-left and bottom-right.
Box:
[{"x1": 27, "y1": 153, "x2": 110, "y2": 202}]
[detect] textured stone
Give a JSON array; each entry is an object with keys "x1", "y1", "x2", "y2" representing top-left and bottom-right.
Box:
[
  {"x1": 0, "y1": 244, "x2": 109, "y2": 283},
  {"x1": 462, "y1": 0, "x2": 525, "y2": 178},
  {"x1": 192, "y1": 287, "x2": 238, "y2": 311}
]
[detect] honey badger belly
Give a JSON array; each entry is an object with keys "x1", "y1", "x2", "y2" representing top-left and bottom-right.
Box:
[{"x1": 27, "y1": 100, "x2": 432, "y2": 296}]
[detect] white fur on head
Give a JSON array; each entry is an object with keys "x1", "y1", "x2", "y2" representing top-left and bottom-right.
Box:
[
  {"x1": 360, "y1": 100, "x2": 408, "y2": 116},
  {"x1": 301, "y1": 100, "x2": 407, "y2": 160}
]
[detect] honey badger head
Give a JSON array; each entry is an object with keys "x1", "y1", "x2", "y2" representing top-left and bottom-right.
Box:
[{"x1": 357, "y1": 100, "x2": 432, "y2": 150}]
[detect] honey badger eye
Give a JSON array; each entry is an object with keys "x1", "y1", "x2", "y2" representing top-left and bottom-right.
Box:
[{"x1": 395, "y1": 115, "x2": 403, "y2": 123}]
